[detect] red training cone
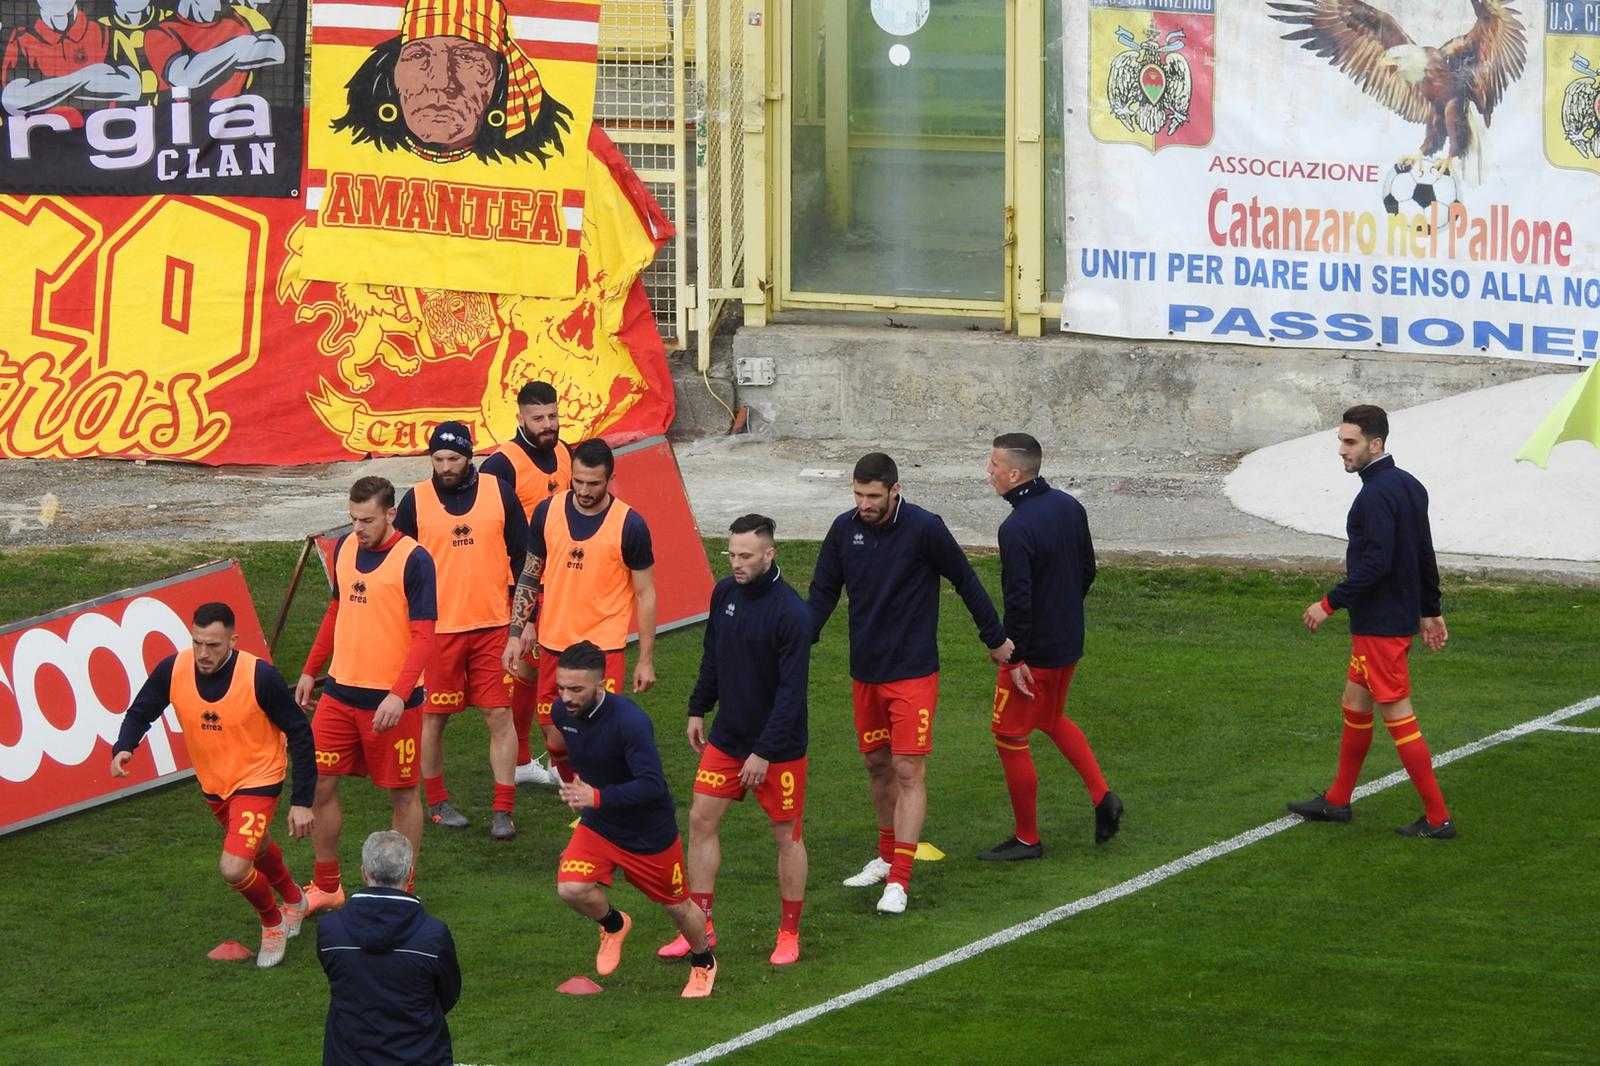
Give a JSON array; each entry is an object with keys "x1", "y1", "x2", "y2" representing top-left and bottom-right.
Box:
[
  {"x1": 207, "y1": 940, "x2": 253, "y2": 961},
  {"x1": 557, "y1": 975, "x2": 603, "y2": 995}
]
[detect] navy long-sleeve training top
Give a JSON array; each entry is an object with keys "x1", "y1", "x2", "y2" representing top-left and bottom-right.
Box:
[
  {"x1": 551, "y1": 692, "x2": 678, "y2": 854},
  {"x1": 1325, "y1": 454, "x2": 1442, "y2": 636},
  {"x1": 114, "y1": 651, "x2": 317, "y2": 808},
  {"x1": 998, "y1": 478, "x2": 1096, "y2": 669},
  {"x1": 807, "y1": 498, "x2": 1005, "y2": 684},
  {"x1": 688, "y1": 567, "x2": 810, "y2": 763}
]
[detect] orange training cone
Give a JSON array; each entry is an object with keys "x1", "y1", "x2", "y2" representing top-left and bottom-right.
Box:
[
  {"x1": 557, "y1": 975, "x2": 604, "y2": 995},
  {"x1": 207, "y1": 940, "x2": 253, "y2": 961}
]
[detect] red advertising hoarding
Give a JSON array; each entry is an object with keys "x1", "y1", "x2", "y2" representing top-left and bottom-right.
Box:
[{"x1": 0, "y1": 561, "x2": 270, "y2": 835}]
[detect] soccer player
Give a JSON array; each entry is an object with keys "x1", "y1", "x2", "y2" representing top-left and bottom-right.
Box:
[
  {"x1": 502, "y1": 437, "x2": 657, "y2": 785},
  {"x1": 1289, "y1": 405, "x2": 1455, "y2": 838},
  {"x1": 296, "y1": 476, "x2": 437, "y2": 912},
  {"x1": 809, "y1": 452, "x2": 1012, "y2": 914},
  {"x1": 552, "y1": 642, "x2": 717, "y2": 998},
  {"x1": 658, "y1": 514, "x2": 810, "y2": 965},
  {"x1": 110, "y1": 602, "x2": 315, "y2": 968},
  {"x1": 480, "y1": 381, "x2": 571, "y2": 787},
  {"x1": 395, "y1": 422, "x2": 528, "y2": 840},
  {"x1": 981, "y1": 433, "x2": 1123, "y2": 861}
]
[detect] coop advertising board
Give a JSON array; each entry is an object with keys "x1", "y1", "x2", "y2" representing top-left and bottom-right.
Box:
[
  {"x1": 1062, "y1": 0, "x2": 1600, "y2": 363},
  {"x1": 0, "y1": 561, "x2": 268, "y2": 835}
]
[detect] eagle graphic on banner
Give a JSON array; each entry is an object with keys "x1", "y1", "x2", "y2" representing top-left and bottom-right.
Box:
[
  {"x1": 1107, "y1": 26, "x2": 1193, "y2": 137},
  {"x1": 1560, "y1": 52, "x2": 1600, "y2": 158},
  {"x1": 1269, "y1": 0, "x2": 1527, "y2": 184}
]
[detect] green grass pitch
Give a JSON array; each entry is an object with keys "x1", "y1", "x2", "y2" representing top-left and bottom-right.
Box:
[{"x1": 1, "y1": 541, "x2": 1596, "y2": 1064}]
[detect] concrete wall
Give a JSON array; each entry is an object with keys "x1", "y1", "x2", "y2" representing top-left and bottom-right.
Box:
[{"x1": 672, "y1": 325, "x2": 1570, "y2": 454}]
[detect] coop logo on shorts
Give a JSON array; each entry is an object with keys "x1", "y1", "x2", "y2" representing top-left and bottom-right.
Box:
[
  {"x1": 429, "y1": 690, "x2": 465, "y2": 707},
  {"x1": 860, "y1": 728, "x2": 891, "y2": 745},
  {"x1": 0, "y1": 596, "x2": 192, "y2": 783},
  {"x1": 560, "y1": 859, "x2": 597, "y2": 875},
  {"x1": 316, "y1": 750, "x2": 343, "y2": 767},
  {"x1": 695, "y1": 769, "x2": 729, "y2": 788}
]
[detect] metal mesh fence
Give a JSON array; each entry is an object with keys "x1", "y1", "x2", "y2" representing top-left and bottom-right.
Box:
[{"x1": 597, "y1": 0, "x2": 688, "y2": 349}]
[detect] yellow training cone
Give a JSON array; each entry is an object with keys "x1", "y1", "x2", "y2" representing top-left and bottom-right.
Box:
[
  {"x1": 569, "y1": 818, "x2": 580, "y2": 829},
  {"x1": 914, "y1": 842, "x2": 945, "y2": 861}
]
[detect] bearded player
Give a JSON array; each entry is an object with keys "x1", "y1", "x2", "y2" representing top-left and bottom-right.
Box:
[
  {"x1": 808, "y1": 452, "x2": 1011, "y2": 914},
  {"x1": 111, "y1": 602, "x2": 315, "y2": 967},
  {"x1": 552, "y1": 642, "x2": 717, "y2": 997},
  {"x1": 395, "y1": 422, "x2": 528, "y2": 840},
  {"x1": 296, "y1": 476, "x2": 437, "y2": 911},
  {"x1": 658, "y1": 514, "x2": 811, "y2": 966},
  {"x1": 502, "y1": 437, "x2": 656, "y2": 785},
  {"x1": 1290, "y1": 405, "x2": 1454, "y2": 839},
  {"x1": 480, "y1": 381, "x2": 571, "y2": 788}
]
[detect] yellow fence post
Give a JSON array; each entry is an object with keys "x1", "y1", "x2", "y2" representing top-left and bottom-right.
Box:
[
  {"x1": 1012, "y1": 0, "x2": 1045, "y2": 337},
  {"x1": 742, "y1": 1, "x2": 771, "y2": 326}
]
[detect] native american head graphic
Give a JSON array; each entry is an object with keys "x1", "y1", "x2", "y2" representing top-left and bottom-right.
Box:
[
  {"x1": 329, "y1": 0, "x2": 572, "y2": 164},
  {"x1": 1268, "y1": 0, "x2": 1527, "y2": 185}
]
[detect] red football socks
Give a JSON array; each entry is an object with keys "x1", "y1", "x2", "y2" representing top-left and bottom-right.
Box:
[
  {"x1": 1326, "y1": 706, "x2": 1375, "y2": 805},
  {"x1": 779, "y1": 898, "x2": 804, "y2": 935},
  {"x1": 405, "y1": 863, "x2": 417, "y2": 894},
  {"x1": 313, "y1": 859, "x2": 342, "y2": 894},
  {"x1": 232, "y1": 868, "x2": 282, "y2": 927},
  {"x1": 995, "y1": 737, "x2": 1040, "y2": 845},
  {"x1": 423, "y1": 774, "x2": 449, "y2": 807},
  {"x1": 550, "y1": 745, "x2": 575, "y2": 783},
  {"x1": 1386, "y1": 714, "x2": 1450, "y2": 825},
  {"x1": 254, "y1": 840, "x2": 303, "y2": 905},
  {"x1": 492, "y1": 783, "x2": 516, "y2": 814},
  {"x1": 1044, "y1": 714, "x2": 1109, "y2": 805},
  {"x1": 513, "y1": 701, "x2": 535, "y2": 765},
  {"x1": 877, "y1": 825, "x2": 895, "y2": 864},
  {"x1": 889, "y1": 841, "x2": 915, "y2": 888}
]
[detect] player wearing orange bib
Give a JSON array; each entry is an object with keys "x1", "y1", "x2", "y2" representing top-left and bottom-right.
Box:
[
  {"x1": 479, "y1": 382, "x2": 572, "y2": 788},
  {"x1": 503, "y1": 438, "x2": 657, "y2": 784},
  {"x1": 395, "y1": 422, "x2": 529, "y2": 840},
  {"x1": 111, "y1": 602, "x2": 316, "y2": 968},
  {"x1": 296, "y1": 477, "x2": 438, "y2": 913}
]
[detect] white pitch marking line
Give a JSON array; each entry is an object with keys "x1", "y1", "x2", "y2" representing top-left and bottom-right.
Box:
[
  {"x1": 668, "y1": 693, "x2": 1600, "y2": 1066},
  {"x1": 1538, "y1": 723, "x2": 1600, "y2": 735}
]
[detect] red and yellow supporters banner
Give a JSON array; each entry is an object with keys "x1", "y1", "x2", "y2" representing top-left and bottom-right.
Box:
[
  {"x1": 0, "y1": 126, "x2": 675, "y2": 463},
  {"x1": 300, "y1": 0, "x2": 598, "y2": 295},
  {"x1": 0, "y1": 560, "x2": 268, "y2": 835}
]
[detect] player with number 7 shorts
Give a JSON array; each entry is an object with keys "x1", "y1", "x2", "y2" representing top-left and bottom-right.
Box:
[
  {"x1": 659, "y1": 514, "x2": 811, "y2": 966},
  {"x1": 111, "y1": 602, "x2": 317, "y2": 968},
  {"x1": 295, "y1": 476, "x2": 438, "y2": 912}
]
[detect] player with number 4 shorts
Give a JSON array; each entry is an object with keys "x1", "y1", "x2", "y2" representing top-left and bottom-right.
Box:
[
  {"x1": 551, "y1": 643, "x2": 717, "y2": 998},
  {"x1": 111, "y1": 602, "x2": 317, "y2": 968},
  {"x1": 296, "y1": 476, "x2": 438, "y2": 912},
  {"x1": 659, "y1": 514, "x2": 811, "y2": 966}
]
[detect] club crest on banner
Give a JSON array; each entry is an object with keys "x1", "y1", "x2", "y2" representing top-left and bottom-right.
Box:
[
  {"x1": 1089, "y1": 0, "x2": 1214, "y2": 152},
  {"x1": 1546, "y1": 1, "x2": 1600, "y2": 174}
]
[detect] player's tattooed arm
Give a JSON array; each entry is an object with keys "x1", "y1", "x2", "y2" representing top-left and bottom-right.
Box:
[{"x1": 509, "y1": 552, "x2": 545, "y2": 638}]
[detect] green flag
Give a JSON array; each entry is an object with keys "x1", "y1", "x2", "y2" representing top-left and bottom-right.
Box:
[{"x1": 1515, "y1": 364, "x2": 1600, "y2": 469}]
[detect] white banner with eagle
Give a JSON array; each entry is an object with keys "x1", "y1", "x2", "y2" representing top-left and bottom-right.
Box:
[{"x1": 1062, "y1": 0, "x2": 1600, "y2": 365}]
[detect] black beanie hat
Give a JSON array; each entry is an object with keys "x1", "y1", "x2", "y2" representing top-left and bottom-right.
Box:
[{"x1": 428, "y1": 421, "x2": 473, "y2": 458}]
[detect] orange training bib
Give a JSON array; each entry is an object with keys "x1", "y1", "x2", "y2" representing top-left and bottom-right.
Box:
[{"x1": 170, "y1": 649, "x2": 287, "y2": 799}]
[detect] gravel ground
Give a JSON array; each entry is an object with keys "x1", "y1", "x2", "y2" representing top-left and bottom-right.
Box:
[{"x1": 3, "y1": 434, "x2": 1596, "y2": 585}]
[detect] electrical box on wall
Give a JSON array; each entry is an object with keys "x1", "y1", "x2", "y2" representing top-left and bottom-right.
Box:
[{"x1": 736, "y1": 357, "x2": 776, "y2": 386}]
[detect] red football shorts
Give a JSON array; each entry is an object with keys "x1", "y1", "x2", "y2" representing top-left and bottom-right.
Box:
[
  {"x1": 557, "y1": 823, "x2": 687, "y2": 905},
  {"x1": 206, "y1": 792, "x2": 279, "y2": 859},
  {"x1": 312, "y1": 693, "x2": 422, "y2": 789},
  {"x1": 536, "y1": 645, "x2": 625, "y2": 726},
  {"x1": 425, "y1": 628, "x2": 512, "y2": 712},
  {"x1": 1347, "y1": 635, "x2": 1413, "y2": 703},
  {"x1": 693, "y1": 742, "x2": 807, "y2": 832},
  {"x1": 991, "y1": 663, "x2": 1078, "y2": 736},
  {"x1": 851, "y1": 672, "x2": 939, "y2": 755}
]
